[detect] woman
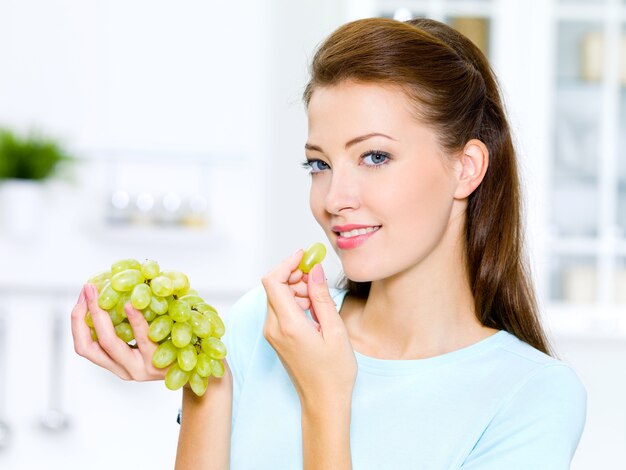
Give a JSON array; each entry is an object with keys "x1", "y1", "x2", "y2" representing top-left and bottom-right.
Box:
[{"x1": 71, "y1": 17, "x2": 587, "y2": 469}]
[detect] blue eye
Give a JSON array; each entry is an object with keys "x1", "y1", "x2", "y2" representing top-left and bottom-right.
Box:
[
  {"x1": 362, "y1": 150, "x2": 390, "y2": 167},
  {"x1": 301, "y1": 159, "x2": 329, "y2": 174}
]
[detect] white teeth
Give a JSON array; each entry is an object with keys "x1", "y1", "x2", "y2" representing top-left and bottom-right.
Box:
[{"x1": 339, "y1": 226, "x2": 380, "y2": 238}]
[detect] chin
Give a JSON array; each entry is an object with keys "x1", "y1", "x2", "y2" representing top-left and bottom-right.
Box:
[{"x1": 340, "y1": 265, "x2": 375, "y2": 283}]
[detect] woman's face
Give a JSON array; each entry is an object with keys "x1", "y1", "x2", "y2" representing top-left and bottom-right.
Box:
[{"x1": 305, "y1": 81, "x2": 461, "y2": 282}]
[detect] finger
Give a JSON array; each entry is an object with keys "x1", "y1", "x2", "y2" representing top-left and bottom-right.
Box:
[
  {"x1": 289, "y1": 280, "x2": 309, "y2": 298},
  {"x1": 307, "y1": 263, "x2": 342, "y2": 332},
  {"x1": 267, "y1": 249, "x2": 304, "y2": 283},
  {"x1": 76, "y1": 340, "x2": 133, "y2": 380},
  {"x1": 287, "y1": 269, "x2": 303, "y2": 285},
  {"x1": 86, "y1": 284, "x2": 142, "y2": 376},
  {"x1": 261, "y1": 249, "x2": 306, "y2": 325},
  {"x1": 70, "y1": 286, "x2": 89, "y2": 340},
  {"x1": 124, "y1": 303, "x2": 157, "y2": 363},
  {"x1": 72, "y1": 286, "x2": 132, "y2": 379},
  {"x1": 71, "y1": 286, "x2": 98, "y2": 350},
  {"x1": 294, "y1": 296, "x2": 311, "y2": 311}
]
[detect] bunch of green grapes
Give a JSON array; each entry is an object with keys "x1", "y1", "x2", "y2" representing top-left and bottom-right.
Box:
[{"x1": 85, "y1": 258, "x2": 226, "y2": 396}]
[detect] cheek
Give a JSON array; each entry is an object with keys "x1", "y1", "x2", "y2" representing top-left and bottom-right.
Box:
[
  {"x1": 392, "y1": 162, "x2": 456, "y2": 236},
  {"x1": 309, "y1": 181, "x2": 327, "y2": 225}
]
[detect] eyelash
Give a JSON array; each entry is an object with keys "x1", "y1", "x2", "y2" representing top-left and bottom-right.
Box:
[{"x1": 300, "y1": 150, "x2": 391, "y2": 174}]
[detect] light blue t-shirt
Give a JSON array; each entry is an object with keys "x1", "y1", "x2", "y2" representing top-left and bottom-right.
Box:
[{"x1": 220, "y1": 285, "x2": 587, "y2": 469}]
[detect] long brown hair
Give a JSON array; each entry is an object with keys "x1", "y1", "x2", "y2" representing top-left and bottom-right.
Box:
[{"x1": 303, "y1": 17, "x2": 554, "y2": 356}]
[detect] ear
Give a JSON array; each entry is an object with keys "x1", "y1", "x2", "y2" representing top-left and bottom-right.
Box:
[{"x1": 453, "y1": 139, "x2": 489, "y2": 199}]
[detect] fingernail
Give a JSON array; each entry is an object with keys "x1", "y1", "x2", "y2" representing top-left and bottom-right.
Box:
[
  {"x1": 311, "y1": 263, "x2": 324, "y2": 284},
  {"x1": 77, "y1": 288, "x2": 85, "y2": 304}
]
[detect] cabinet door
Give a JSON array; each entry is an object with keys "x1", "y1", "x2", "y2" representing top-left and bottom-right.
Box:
[{"x1": 549, "y1": 0, "x2": 626, "y2": 317}]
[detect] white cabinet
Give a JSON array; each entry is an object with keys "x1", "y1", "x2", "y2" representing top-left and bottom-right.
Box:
[{"x1": 348, "y1": 0, "x2": 626, "y2": 337}]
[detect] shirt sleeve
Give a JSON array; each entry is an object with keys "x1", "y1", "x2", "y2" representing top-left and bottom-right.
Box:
[
  {"x1": 460, "y1": 363, "x2": 587, "y2": 470},
  {"x1": 220, "y1": 285, "x2": 268, "y2": 420}
]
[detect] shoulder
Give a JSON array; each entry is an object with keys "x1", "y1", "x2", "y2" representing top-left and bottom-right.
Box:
[
  {"x1": 502, "y1": 333, "x2": 586, "y2": 399},
  {"x1": 461, "y1": 333, "x2": 587, "y2": 469},
  {"x1": 493, "y1": 332, "x2": 587, "y2": 424}
]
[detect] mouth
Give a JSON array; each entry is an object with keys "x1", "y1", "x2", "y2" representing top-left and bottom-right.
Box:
[
  {"x1": 332, "y1": 225, "x2": 382, "y2": 250},
  {"x1": 333, "y1": 225, "x2": 382, "y2": 239}
]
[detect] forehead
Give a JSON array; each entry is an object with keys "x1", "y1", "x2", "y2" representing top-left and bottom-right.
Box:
[{"x1": 306, "y1": 81, "x2": 419, "y2": 139}]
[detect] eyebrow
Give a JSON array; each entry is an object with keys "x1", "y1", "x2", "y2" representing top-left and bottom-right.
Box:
[{"x1": 304, "y1": 132, "x2": 397, "y2": 153}]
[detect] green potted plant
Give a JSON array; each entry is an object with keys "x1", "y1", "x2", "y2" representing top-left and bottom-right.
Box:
[{"x1": 0, "y1": 128, "x2": 74, "y2": 238}]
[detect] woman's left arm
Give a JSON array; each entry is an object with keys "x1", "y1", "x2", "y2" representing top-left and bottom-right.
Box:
[{"x1": 261, "y1": 249, "x2": 357, "y2": 470}]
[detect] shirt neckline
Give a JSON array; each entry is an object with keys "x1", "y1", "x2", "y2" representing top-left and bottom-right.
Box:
[{"x1": 330, "y1": 287, "x2": 517, "y2": 376}]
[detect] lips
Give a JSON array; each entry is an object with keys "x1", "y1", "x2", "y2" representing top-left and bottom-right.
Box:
[{"x1": 333, "y1": 225, "x2": 381, "y2": 250}]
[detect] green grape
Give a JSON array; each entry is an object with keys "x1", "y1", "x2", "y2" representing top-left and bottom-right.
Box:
[
  {"x1": 169, "y1": 299, "x2": 191, "y2": 322},
  {"x1": 152, "y1": 340, "x2": 177, "y2": 368},
  {"x1": 202, "y1": 337, "x2": 227, "y2": 359},
  {"x1": 298, "y1": 242, "x2": 327, "y2": 274},
  {"x1": 131, "y1": 283, "x2": 152, "y2": 309},
  {"x1": 190, "y1": 311, "x2": 212, "y2": 338},
  {"x1": 115, "y1": 321, "x2": 134, "y2": 343},
  {"x1": 177, "y1": 344, "x2": 198, "y2": 372},
  {"x1": 111, "y1": 258, "x2": 141, "y2": 275},
  {"x1": 148, "y1": 315, "x2": 173, "y2": 342},
  {"x1": 98, "y1": 282, "x2": 120, "y2": 310},
  {"x1": 164, "y1": 363, "x2": 190, "y2": 391},
  {"x1": 178, "y1": 294, "x2": 203, "y2": 307},
  {"x1": 195, "y1": 352, "x2": 211, "y2": 377},
  {"x1": 176, "y1": 286, "x2": 192, "y2": 297},
  {"x1": 210, "y1": 358, "x2": 225, "y2": 377},
  {"x1": 149, "y1": 295, "x2": 169, "y2": 315},
  {"x1": 140, "y1": 259, "x2": 160, "y2": 280},
  {"x1": 87, "y1": 270, "x2": 111, "y2": 291},
  {"x1": 108, "y1": 293, "x2": 129, "y2": 325},
  {"x1": 85, "y1": 258, "x2": 228, "y2": 396},
  {"x1": 142, "y1": 308, "x2": 157, "y2": 322},
  {"x1": 150, "y1": 275, "x2": 174, "y2": 297},
  {"x1": 111, "y1": 269, "x2": 144, "y2": 292},
  {"x1": 193, "y1": 302, "x2": 217, "y2": 315},
  {"x1": 108, "y1": 305, "x2": 126, "y2": 326},
  {"x1": 163, "y1": 270, "x2": 190, "y2": 293},
  {"x1": 188, "y1": 370, "x2": 208, "y2": 396},
  {"x1": 171, "y1": 322, "x2": 193, "y2": 348},
  {"x1": 206, "y1": 311, "x2": 225, "y2": 338}
]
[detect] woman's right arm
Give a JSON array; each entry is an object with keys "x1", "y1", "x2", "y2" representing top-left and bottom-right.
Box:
[
  {"x1": 71, "y1": 284, "x2": 232, "y2": 469},
  {"x1": 175, "y1": 366, "x2": 232, "y2": 470}
]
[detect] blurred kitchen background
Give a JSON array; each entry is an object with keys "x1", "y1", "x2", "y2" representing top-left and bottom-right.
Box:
[{"x1": 0, "y1": 0, "x2": 624, "y2": 468}]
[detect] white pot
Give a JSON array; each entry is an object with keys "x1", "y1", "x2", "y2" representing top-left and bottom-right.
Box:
[{"x1": 0, "y1": 179, "x2": 45, "y2": 240}]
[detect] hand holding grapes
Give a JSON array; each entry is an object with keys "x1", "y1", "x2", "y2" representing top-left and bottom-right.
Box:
[
  {"x1": 71, "y1": 259, "x2": 229, "y2": 395},
  {"x1": 261, "y1": 246, "x2": 357, "y2": 413},
  {"x1": 71, "y1": 283, "x2": 165, "y2": 381}
]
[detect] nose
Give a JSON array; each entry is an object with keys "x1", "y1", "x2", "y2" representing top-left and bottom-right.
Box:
[{"x1": 324, "y1": 164, "x2": 360, "y2": 214}]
